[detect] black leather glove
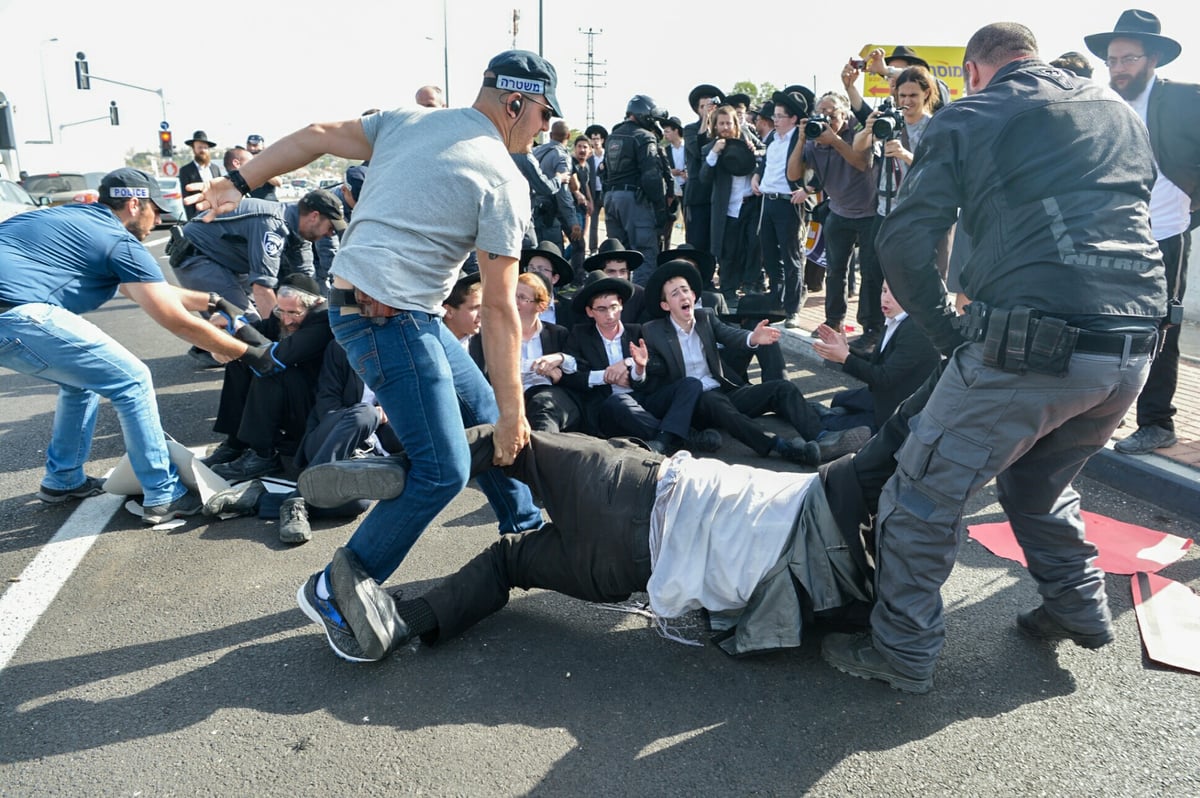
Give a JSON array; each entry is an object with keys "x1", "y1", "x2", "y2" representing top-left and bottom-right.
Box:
[{"x1": 239, "y1": 343, "x2": 284, "y2": 377}]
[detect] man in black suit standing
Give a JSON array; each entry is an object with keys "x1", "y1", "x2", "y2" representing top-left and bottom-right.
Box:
[
  {"x1": 179, "y1": 130, "x2": 224, "y2": 221},
  {"x1": 561, "y1": 270, "x2": 719, "y2": 454},
  {"x1": 640, "y1": 261, "x2": 869, "y2": 464}
]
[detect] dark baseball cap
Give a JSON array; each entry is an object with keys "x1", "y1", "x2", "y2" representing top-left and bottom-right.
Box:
[
  {"x1": 300, "y1": 189, "x2": 348, "y2": 232},
  {"x1": 99, "y1": 168, "x2": 175, "y2": 220},
  {"x1": 344, "y1": 165, "x2": 367, "y2": 202},
  {"x1": 484, "y1": 50, "x2": 561, "y2": 117}
]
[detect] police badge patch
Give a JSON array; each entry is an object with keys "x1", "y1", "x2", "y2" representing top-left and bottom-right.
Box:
[{"x1": 262, "y1": 231, "x2": 285, "y2": 258}]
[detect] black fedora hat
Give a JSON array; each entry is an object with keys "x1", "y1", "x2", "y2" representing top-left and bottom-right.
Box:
[
  {"x1": 520, "y1": 240, "x2": 574, "y2": 285},
  {"x1": 1084, "y1": 9, "x2": 1181, "y2": 67},
  {"x1": 657, "y1": 243, "x2": 715, "y2": 286},
  {"x1": 571, "y1": 270, "x2": 634, "y2": 315},
  {"x1": 688, "y1": 84, "x2": 725, "y2": 114},
  {"x1": 716, "y1": 137, "x2": 757, "y2": 177},
  {"x1": 719, "y1": 291, "x2": 786, "y2": 324},
  {"x1": 771, "y1": 90, "x2": 810, "y2": 120},
  {"x1": 583, "y1": 238, "x2": 644, "y2": 272},
  {"x1": 884, "y1": 45, "x2": 930, "y2": 70},
  {"x1": 781, "y1": 84, "x2": 817, "y2": 114},
  {"x1": 184, "y1": 130, "x2": 217, "y2": 147},
  {"x1": 753, "y1": 100, "x2": 775, "y2": 120},
  {"x1": 725, "y1": 92, "x2": 752, "y2": 109},
  {"x1": 645, "y1": 259, "x2": 703, "y2": 319}
]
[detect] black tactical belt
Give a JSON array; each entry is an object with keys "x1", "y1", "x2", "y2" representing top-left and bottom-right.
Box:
[
  {"x1": 607, "y1": 185, "x2": 640, "y2": 192},
  {"x1": 328, "y1": 288, "x2": 358, "y2": 307},
  {"x1": 1073, "y1": 328, "x2": 1157, "y2": 355}
]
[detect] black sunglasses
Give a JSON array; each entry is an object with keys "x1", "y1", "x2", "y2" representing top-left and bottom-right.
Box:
[{"x1": 521, "y1": 94, "x2": 555, "y2": 122}]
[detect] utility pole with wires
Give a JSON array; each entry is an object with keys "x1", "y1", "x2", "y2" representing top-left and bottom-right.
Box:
[{"x1": 575, "y1": 27, "x2": 606, "y2": 126}]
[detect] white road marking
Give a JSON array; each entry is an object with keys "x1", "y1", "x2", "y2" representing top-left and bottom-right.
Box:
[{"x1": 0, "y1": 493, "x2": 124, "y2": 672}]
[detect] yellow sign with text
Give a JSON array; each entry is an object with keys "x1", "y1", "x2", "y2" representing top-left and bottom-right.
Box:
[{"x1": 859, "y1": 44, "x2": 968, "y2": 102}]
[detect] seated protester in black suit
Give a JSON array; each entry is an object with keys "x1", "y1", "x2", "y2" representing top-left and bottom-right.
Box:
[
  {"x1": 201, "y1": 274, "x2": 334, "y2": 480},
  {"x1": 811, "y1": 279, "x2": 940, "y2": 433},
  {"x1": 472, "y1": 273, "x2": 584, "y2": 434},
  {"x1": 442, "y1": 271, "x2": 483, "y2": 352},
  {"x1": 641, "y1": 261, "x2": 870, "y2": 465},
  {"x1": 205, "y1": 340, "x2": 405, "y2": 544},
  {"x1": 521, "y1": 240, "x2": 575, "y2": 330},
  {"x1": 647, "y1": 244, "x2": 729, "y2": 320},
  {"x1": 560, "y1": 270, "x2": 720, "y2": 454},
  {"x1": 583, "y1": 238, "x2": 647, "y2": 324}
]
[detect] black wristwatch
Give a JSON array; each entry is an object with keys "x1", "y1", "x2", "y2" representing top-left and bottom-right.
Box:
[
  {"x1": 226, "y1": 169, "x2": 253, "y2": 196},
  {"x1": 207, "y1": 292, "x2": 221, "y2": 313}
]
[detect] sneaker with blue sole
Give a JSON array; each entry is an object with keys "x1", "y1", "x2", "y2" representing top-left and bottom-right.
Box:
[{"x1": 296, "y1": 569, "x2": 380, "y2": 663}]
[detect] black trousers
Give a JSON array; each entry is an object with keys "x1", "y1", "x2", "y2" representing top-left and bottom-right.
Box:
[
  {"x1": 760, "y1": 197, "x2": 804, "y2": 314},
  {"x1": 694, "y1": 380, "x2": 822, "y2": 456},
  {"x1": 1136, "y1": 231, "x2": 1189, "y2": 432},
  {"x1": 213, "y1": 361, "x2": 314, "y2": 455},
  {"x1": 421, "y1": 429, "x2": 661, "y2": 642},
  {"x1": 599, "y1": 377, "x2": 704, "y2": 441},
  {"x1": 525, "y1": 384, "x2": 584, "y2": 433}
]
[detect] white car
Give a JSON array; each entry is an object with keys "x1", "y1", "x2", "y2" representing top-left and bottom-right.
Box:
[
  {"x1": 0, "y1": 178, "x2": 43, "y2": 223},
  {"x1": 155, "y1": 177, "x2": 186, "y2": 227}
]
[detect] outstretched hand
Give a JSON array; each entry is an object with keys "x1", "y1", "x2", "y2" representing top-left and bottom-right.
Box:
[
  {"x1": 749, "y1": 319, "x2": 781, "y2": 346},
  {"x1": 183, "y1": 177, "x2": 243, "y2": 221},
  {"x1": 812, "y1": 323, "x2": 850, "y2": 363}
]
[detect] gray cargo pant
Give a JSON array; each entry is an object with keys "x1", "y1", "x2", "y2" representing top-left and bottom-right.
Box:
[{"x1": 871, "y1": 342, "x2": 1152, "y2": 679}]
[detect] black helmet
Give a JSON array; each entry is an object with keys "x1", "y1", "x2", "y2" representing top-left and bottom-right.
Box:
[{"x1": 626, "y1": 94, "x2": 668, "y2": 135}]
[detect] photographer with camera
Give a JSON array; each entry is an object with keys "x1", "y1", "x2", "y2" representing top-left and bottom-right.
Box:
[
  {"x1": 787, "y1": 91, "x2": 874, "y2": 338},
  {"x1": 848, "y1": 66, "x2": 939, "y2": 354}
]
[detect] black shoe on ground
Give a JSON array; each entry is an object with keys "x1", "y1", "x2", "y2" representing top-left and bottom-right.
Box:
[
  {"x1": 297, "y1": 569, "x2": 378, "y2": 663},
  {"x1": 201, "y1": 440, "x2": 245, "y2": 468},
  {"x1": 329, "y1": 546, "x2": 410, "y2": 660},
  {"x1": 38, "y1": 475, "x2": 106, "y2": 504},
  {"x1": 817, "y1": 426, "x2": 872, "y2": 462},
  {"x1": 1113, "y1": 425, "x2": 1177, "y2": 455},
  {"x1": 278, "y1": 496, "x2": 312, "y2": 544},
  {"x1": 821, "y1": 632, "x2": 933, "y2": 694},
  {"x1": 298, "y1": 455, "x2": 409, "y2": 508},
  {"x1": 143, "y1": 490, "x2": 204, "y2": 525},
  {"x1": 187, "y1": 346, "x2": 224, "y2": 369},
  {"x1": 1017, "y1": 606, "x2": 1113, "y2": 649},
  {"x1": 212, "y1": 449, "x2": 282, "y2": 482},
  {"x1": 848, "y1": 329, "x2": 881, "y2": 358},
  {"x1": 777, "y1": 437, "x2": 821, "y2": 466},
  {"x1": 203, "y1": 479, "x2": 266, "y2": 517},
  {"x1": 687, "y1": 428, "x2": 723, "y2": 453}
]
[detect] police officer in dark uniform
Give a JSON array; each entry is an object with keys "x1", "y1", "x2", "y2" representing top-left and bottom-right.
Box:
[
  {"x1": 603, "y1": 95, "x2": 671, "y2": 286},
  {"x1": 820, "y1": 22, "x2": 1167, "y2": 694},
  {"x1": 174, "y1": 189, "x2": 345, "y2": 320}
]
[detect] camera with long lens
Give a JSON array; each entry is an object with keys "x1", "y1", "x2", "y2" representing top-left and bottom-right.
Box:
[
  {"x1": 804, "y1": 114, "x2": 829, "y2": 138},
  {"x1": 871, "y1": 98, "x2": 904, "y2": 140}
]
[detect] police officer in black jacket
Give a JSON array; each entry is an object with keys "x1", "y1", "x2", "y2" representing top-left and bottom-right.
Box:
[
  {"x1": 821, "y1": 22, "x2": 1167, "y2": 694},
  {"x1": 603, "y1": 95, "x2": 671, "y2": 286}
]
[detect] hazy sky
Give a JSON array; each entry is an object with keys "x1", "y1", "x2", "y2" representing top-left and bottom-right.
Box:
[{"x1": 2, "y1": 0, "x2": 1196, "y2": 174}]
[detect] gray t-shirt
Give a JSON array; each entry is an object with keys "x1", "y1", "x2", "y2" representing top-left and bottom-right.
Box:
[{"x1": 332, "y1": 107, "x2": 530, "y2": 314}]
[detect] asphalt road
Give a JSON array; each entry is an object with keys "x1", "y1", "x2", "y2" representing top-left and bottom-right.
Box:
[{"x1": 1, "y1": 232, "x2": 1198, "y2": 796}]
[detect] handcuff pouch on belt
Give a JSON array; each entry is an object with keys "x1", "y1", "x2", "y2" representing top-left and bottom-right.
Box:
[{"x1": 959, "y1": 302, "x2": 1077, "y2": 376}]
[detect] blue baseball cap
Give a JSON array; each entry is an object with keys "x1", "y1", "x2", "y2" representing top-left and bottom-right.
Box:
[{"x1": 484, "y1": 50, "x2": 561, "y2": 117}]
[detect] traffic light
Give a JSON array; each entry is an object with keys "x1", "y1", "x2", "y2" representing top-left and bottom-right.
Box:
[
  {"x1": 159, "y1": 129, "x2": 173, "y2": 158},
  {"x1": 75, "y1": 52, "x2": 90, "y2": 90},
  {"x1": 108, "y1": 101, "x2": 119, "y2": 126}
]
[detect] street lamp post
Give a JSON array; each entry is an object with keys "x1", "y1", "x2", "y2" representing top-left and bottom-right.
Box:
[{"x1": 24, "y1": 37, "x2": 59, "y2": 145}]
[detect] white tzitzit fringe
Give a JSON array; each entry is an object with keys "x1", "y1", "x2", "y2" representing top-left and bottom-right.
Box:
[{"x1": 593, "y1": 600, "x2": 704, "y2": 647}]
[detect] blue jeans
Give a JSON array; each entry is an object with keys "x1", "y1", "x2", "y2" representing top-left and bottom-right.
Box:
[
  {"x1": 0, "y1": 304, "x2": 184, "y2": 506},
  {"x1": 329, "y1": 309, "x2": 543, "y2": 582}
]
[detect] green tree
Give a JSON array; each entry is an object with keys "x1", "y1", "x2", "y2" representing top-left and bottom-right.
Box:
[{"x1": 729, "y1": 80, "x2": 779, "y2": 109}]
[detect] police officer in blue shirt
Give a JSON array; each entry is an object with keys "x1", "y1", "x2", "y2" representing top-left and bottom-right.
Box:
[{"x1": 0, "y1": 168, "x2": 275, "y2": 524}]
